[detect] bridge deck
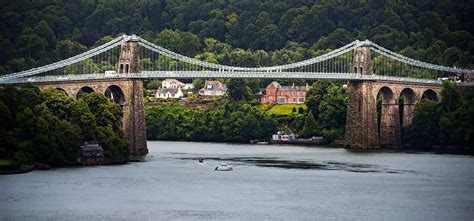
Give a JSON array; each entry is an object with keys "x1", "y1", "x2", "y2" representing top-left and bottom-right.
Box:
[{"x1": 0, "y1": 71, "x2": 442, "y2": 85}]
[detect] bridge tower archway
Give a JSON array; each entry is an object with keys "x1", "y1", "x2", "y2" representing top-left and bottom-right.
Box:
[
  {"x1": 104, "y1": 85, "x2": 126, "y2": 105},
  {"x1": 377, "y1": 86, "x2": 401, "y2": 147},
  {"x1": 77, "y1": 86, "x2": 95, "y2": 99},
  {"x1": 421, "y1": 89, "x2": 439, "y2": 101}
]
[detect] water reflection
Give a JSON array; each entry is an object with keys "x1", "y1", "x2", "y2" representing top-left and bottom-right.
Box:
[{"x1": 179, "y1": 157, "x2": 416, "y2": 174}]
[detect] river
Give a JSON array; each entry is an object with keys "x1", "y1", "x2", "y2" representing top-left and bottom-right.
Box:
[{"x1": 1, "y1": 141, "x2": 473, "y2": 220}]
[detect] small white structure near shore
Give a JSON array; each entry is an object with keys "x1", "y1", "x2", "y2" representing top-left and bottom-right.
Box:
[{"x1": 272, "y1": 131, "x2": 297, "y2": 141}]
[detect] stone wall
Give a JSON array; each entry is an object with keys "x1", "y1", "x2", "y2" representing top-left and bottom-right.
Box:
[{"x1": 345, "y1": 80, "x2": 442, "y2": 149}]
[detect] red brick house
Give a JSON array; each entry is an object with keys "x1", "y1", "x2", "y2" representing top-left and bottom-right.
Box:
[{"x1": 261, "y1": 82, "x2": 308, "y2": 104}]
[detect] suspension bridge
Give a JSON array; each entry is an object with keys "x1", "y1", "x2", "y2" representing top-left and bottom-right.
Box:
[
  {"x1": 0, "y1": 34, "x2": 472, "y2": 84},
  {"x1": 0, "y1": 34, "x2": 472, "y2": 154}
]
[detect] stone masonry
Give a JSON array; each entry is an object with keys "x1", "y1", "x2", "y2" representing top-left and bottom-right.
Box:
[{"x1": 344, "y1": 45, "x2": 442, "y2": 148}]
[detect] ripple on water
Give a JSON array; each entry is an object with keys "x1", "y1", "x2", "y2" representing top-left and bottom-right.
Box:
[{"x1": 179, "y1": 157, "x2": 417, "y2": 174}]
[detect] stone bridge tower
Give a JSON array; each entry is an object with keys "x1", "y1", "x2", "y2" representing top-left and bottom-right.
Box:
[
  {"x1": 118, "y1": 36, "x2": 140, "y2": 74},
  {"x1": 345, "y1": 43, "x2": 380, "y2": 148},
  {"x1": 118, "y1": 37, "x2": 147, "y2": 155}
]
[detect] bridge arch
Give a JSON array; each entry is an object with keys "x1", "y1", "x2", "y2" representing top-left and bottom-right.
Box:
[
  {"x1": 104, "y1": 85, "x2": 126, "y2": 105},
  {"x1": 399, "y1": 88, "x2": 416, "y2": 128},
  {"x1": 421, "y1": 89, "x2": 439, "y2": 101},
  {"x1": 55, "y1": 87, "x2": 69, "y2": 96},
  {"x1": 77, "y1": 86, "x2": 95, "y2": 99},
  {"x1": 377, "y1": 86, "x2": 401, "y2": 147}
]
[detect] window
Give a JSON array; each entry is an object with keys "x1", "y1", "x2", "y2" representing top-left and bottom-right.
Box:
[
  {"x1": 299, "y1": 97, "x2": 304, "y2": 103},
  {"x1": 292, "y1": 98, "x2": 296, "y2": 103}
]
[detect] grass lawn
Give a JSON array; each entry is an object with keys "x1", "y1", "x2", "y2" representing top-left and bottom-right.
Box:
[
  {"x1": 0, "y1": 159, "x2": 12, "y2": 166},
  {"x1": 261, "y1": 104, "x2": 307, "y2": 115}
]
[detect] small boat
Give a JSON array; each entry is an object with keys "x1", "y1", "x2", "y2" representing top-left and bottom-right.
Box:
[
  {"x1": 214, "y1": 164, "x2": 233, "y2": 171},
  {"x1": 256, "y1": 141, "x2": 269, "y2": 145}
]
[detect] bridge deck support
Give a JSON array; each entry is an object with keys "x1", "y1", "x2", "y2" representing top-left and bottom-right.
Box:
[
  {"x1": 344, "y1": 81, "x2": 379, "y2": 148},
  {"x1": 402, "y1": 103, "x2": 415, "y2": 128},
  {"x1": 123, "y1": 79, "x2": 148, "y2": 155},
  {"x1": 379, "y1": 102, "x2": 401, "y2": 147}
]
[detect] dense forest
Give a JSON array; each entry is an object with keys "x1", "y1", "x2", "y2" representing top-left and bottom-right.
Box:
[
  {"x1": 1, "y1": 0, "x2": 473, "y2": 75},
  {"x1": 0, "y1": 85, "x2": 129, "y2": 168}
]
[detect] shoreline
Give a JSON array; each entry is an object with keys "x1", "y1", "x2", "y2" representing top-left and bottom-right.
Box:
[{"x1": 148, "y1": 139, "x2": 474, "y2": 155}]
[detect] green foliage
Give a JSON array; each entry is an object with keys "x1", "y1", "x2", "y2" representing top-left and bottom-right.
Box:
[
  {"x1": 227, "y1": 79, "x2": 253, "y2": 101},
  {"x1": 404, "y1": 82, "x2": 474, "y2": 148},
  {"x1": 0, "y1": 86, "x2": 129, "y2": 167},
  {"x1": 146, "y1": 101, "x2": 276, "y2": 142},
  {"x1": 304, "y1": 81, "x2": 348, "y2": 142},
  {"x1": 403, "y1": 100, "x2": 441, "y2": 147},
  {"x1": 301, "y1": 111, "x2": 320, "y2": 138},
  {"x1": 1, "y1": 1, "x2": 473, "y2": 75}
]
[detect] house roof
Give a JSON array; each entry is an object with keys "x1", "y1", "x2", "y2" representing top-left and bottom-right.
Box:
[
  {"x1": 157, "y1": 88, "x2": 181, "y2": 95},
  {"x1": 266, "y1": 81, "x2": 281, "y2": 89},
  {"x1": 266, "y1": 81, "x2": 307, "y2": 91},
  {"x1": 201, "y1": 80, "x2": 227, "y2": 91},
  {"x1": 279, "y1": 86, "x2": 307, "y2": 91},
  {"x1": 164, "y1": 79, "x2": 185, "y2": 85}
]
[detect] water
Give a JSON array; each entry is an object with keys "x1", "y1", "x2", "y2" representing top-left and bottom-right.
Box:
[{"x1": 1, "y1": 141, "x2": 473, "y2": 220}]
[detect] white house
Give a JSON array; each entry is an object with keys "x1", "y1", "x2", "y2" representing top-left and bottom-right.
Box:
[
  {"x1": 162, "y1": 79, "x2": 185, "y2": 89},
  {"x1": 199, "y1": 80, "x2": 227, "y2": 96},
  {"x1": 155, "y1": 87, "x2": 184, "y2": 99}
]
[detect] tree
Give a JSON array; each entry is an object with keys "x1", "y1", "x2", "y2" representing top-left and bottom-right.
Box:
[
  {"x1": 301, "y1": 111, "x2": 319, "y2": 138},
  {"x1": 404, "y1": 100, "x2": 440, "y2": 147},
  {"x1": 318, "y1": 82, "x2": 347, "y2": 130},
  {"x1": 227, "y1": 79, "x2": 252, "y2": 101},
  {"x1": 15, "y1": 28, "x2": 48, "y2": 59},
  {"x1": 55, "y1": 39, "x2": 86, "y2": 59},
  {"x1": 33, "y1": 21, "x2": 56, "y2": 49},
  {"x1": 305, "y1": 81, "x2": 330, "y2": 117}
]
